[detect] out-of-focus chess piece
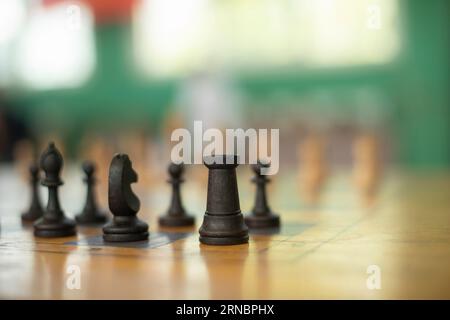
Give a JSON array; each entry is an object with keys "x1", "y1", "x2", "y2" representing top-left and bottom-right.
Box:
[
  {"x1": 159, "y1": 162, "x2": 195, "y2": 227},
  {"x1": 39, "y1": 136, "x2": 66, "y2": 160},
  {"x1": 21, "y1": 163, "x2": 44, "y2": 223},
  {"x1": 298, "y1": 134, "x2": 327, "y2": 205},
  {"x1": 352, "y1": 134, "x2": 381, "y2": 206},
  {"x1": 75, "y1": 161, "x2": 108, "y2": 225},
  {"x1": 12, "y1": 139, "x2": 35, "y2": 181},
  {"x1": 245, "y1": 161, "x2": 280, "y2": 229}
]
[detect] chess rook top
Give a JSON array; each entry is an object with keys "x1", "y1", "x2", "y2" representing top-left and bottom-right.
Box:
[
  {"x1": 199, "y1": 155, "x2": 249, "y2": 246},
  {"x1": 205, "y1": 156, "x2": 241, "y2": 215}
]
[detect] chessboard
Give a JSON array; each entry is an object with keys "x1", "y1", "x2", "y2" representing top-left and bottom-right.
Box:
[{"x1": 1, "y1": 163, "x2": 450, "y2": 299}]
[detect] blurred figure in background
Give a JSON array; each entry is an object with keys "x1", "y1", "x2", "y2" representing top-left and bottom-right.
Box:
[
  {"x1": 174, "y1": 71, "x2": 243, "y2": 131},
  {"x1": 0, "y1": 93, "x2": 31, "y2": 162}
]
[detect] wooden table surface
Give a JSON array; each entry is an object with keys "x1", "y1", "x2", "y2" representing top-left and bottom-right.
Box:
[{"x1": 0, "y1": 166, "x2": 449, "y2": 299}]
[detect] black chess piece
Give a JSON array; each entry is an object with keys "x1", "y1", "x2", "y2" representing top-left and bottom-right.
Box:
[
  {"x1": 21, "y1": 163, "x2": 44, "y2": 223},
  {"x1": 244, "y1": 161, "x2": 280, "y2": 229},
  {"x1": 159, "y1": 162, "x2": 195, "y2": 227},
  {"x1": 103, "y1": 154, "x2": 149, "y2": 242},
  {"x1": 75, "y1": 161, "x2": 108, "y2": 225},
  {"x1": 199, "y1": 155, "x2": 249, "y2": 245},
  {"x1": 34, "y1": 142, "x2": 76, "y2": 238}
]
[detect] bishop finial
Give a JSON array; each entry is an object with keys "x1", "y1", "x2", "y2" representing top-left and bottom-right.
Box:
[{"x1": 40, "y1": 142, "x2": 63, "y2": 186}]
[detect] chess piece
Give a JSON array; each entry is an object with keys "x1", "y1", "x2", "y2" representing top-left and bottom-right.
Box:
[
  {"x1": 298, "y1": 135, "x2": 327, "y2": 205},
  {"x1": 34, "y1": 142, "x2": 76, "y2": 238},
  {"x1": 199, "y1": 155, "x2": 248, "y2": 245},
  {"x1": 353, "y1": 134, "x2": 381, "y2": 205},
  {"x1": 21, "y1": 163, "x2": 44, "y2": 223},
  {"x1": 75, "y1": 161, "x2": 108, "y2": 225},
  {"x1": 103, "y1": 154, "x2": 149, "y2": 242},
  {"x1": 245, "y1": 161, "x2": 280, "y2": 229},
  {"x1": 159, "y1": 162, "x2": 195, "y2": 227}
]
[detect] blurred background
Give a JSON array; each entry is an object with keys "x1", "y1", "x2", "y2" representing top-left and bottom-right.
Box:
[{"x1": 0, "y1": 0, "x2": 449, "y2": 175}]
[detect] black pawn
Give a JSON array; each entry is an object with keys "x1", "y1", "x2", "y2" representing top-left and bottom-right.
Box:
[
  {"x1": 34, "y1": 142, "x2": 76, "y2": 238},
  {"x1": 75, "y1": 161, "x2": 108, "y2": 225},
  {"x1": 199, "y1": 155, "x2": 248, "y2": 245},
  {"x1": 159, "y1": 162, "x2": 195, "y2": 227},
  {"x1": 245, "y1": 161, "x2": 280, "y2": 229},
  {"x1": 21, "y1": 164, "x2": 44, "y2": 223},
  {"x1": 103, "y1": 154, "x2": 149, "y2": 242}
]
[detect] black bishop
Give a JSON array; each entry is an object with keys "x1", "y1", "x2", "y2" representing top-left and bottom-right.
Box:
[{"x1": 34, "y1": 142, "x2": 76, "y2": 238}]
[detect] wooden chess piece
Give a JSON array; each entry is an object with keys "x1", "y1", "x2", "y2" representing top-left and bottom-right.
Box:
[
  {"x1": 34, "y1": 142, "x2": 76, "y2": 238},
  {"x1": 103, "y1": 154, "x2": 149, "y2": 242},
  {"x1": 353, "y1": 134, "x2": 381, "y2": 205},
  {"x1": 298, "y1": 135, "x2": 327, "y2": 205},
  {"x1": 75, "y1": 161, "x2": 108, "y2": 225},
  {"x1": 199, "y1": 155, "x2": 248, "y2": 245},
  {"x1": 21, "y1": 163, "x2": 44, "y2": 223},
  {"x1": 159, "y1": 162, "x2": 195, "y2": 227},
  {"x1": 245, "y1": 161, "x2": 280, "y2": 229}
]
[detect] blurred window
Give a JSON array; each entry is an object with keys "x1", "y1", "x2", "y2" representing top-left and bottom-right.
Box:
[
  {"x1": 133, "y1": 0, "x2": 400, "y2": 78},
  {"x1": 15, "y1": 1, "x2": 96, "y2": 90},
  {"x1": 0, "y1": 0, "x2": 27, "y2": 86}
]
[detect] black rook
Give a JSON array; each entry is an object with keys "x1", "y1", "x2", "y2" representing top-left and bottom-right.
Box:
[{"x1": 199, "y1": 155, "x2": 248, "y2": 245}]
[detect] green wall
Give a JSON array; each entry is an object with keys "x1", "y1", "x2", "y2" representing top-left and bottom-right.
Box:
[{"x1": 9, "y1": 0, "x2": 450, "y2": 167}]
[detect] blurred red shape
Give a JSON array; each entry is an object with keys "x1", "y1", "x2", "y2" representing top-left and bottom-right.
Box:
[{"x1": 43, "y1": 0, "x2": 138, "y2": 24}]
